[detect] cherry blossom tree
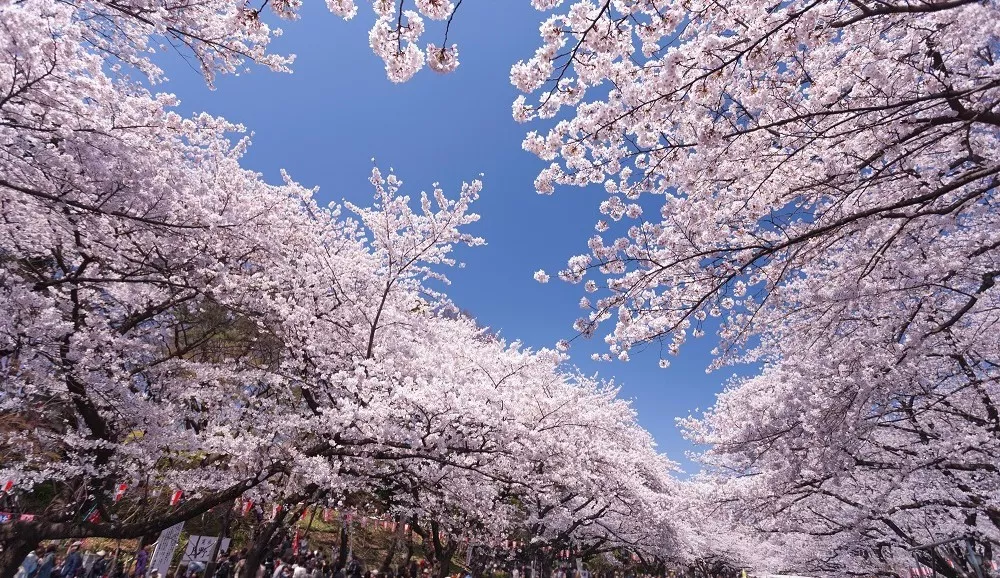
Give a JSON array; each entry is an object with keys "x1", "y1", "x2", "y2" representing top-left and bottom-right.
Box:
[
  {"x1": 678, "y1": 342, "x2": 1000, "y2": 576},
  {"x1": 0, "y1": 0, "x2": 486, "y2": 568},
  {"x1": 1, "y1": 0, "x2": 303, "y2": 563}
]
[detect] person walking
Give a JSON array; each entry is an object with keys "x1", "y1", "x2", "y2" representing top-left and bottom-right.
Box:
[
  {"x1": 134, "y1": 546, "x2": 149, "y2": 578},
  {"x1": 15, "y1": 547, "x2": 40, "y2": 578},
  {"x1": 36, "y1": 546, "x2": 58, "y2": 578},
  {"x1": 262, "y1": 551, "x2": 278, "y2": 578},
  {"x1": 272, "y1": 557, "x2": 290, "y2": 578},
  {"x1": 86, "y1": 551, "x2": 108, "y2": 578},
  {"x1": 231, "y1": 551, "x2": 247, "y2": 578},
  {"x1": 214, "y1": 554, "x2": 236, "y2": 578},
  {"x1": 61, "y1": 543, "x2": 84, "y2": 578}
]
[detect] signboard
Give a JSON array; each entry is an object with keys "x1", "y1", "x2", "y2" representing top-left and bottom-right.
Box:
[
  {"x1": 181, "y1": 535, "x2": 231, "y2": 564},
  {"x1": 148, "y1": 522, "x2": 184, "y2": 577}
]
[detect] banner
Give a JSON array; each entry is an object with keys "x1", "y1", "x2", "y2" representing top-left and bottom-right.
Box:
[
  {"x1": 148, "y1": 522, "x2": 184, "y2": 578},
  {"x1": 180, "y1": 535, "x2": 231, "y2": 564},
  {"x1": 0, "y1": 512, "x2": 34, "y2": 523}
]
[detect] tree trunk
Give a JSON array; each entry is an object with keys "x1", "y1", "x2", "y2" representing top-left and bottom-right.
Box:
[
  {"x1": 335, "y1": 526, "x2": 349, "y2": 572},
  {"x1": 205, "y1": 504, "x2": 234, "y2": 578},
  {"x1": 538, "y1": 553, "x2": 553, "y2": 578},
  {"x1": 402, "y1": 525, "x2": 414, "y2": 566},
  {"x1": 428, "y1": 521, "x2": 457, "y2": 578},
  {"x1": 378, "y1": 518, "x2": 404, "y2": 575},
  {"x1": 240, "y1": 509, "x2": 288, "y2": 578},
  {"x1": 302, "y1": 508, "x2": 317, "y2": 540},
  {"x1": 468, "y1": 546, "x2": 488, "y2": 578}
]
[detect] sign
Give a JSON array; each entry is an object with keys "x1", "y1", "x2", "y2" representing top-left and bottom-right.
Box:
[
  {"x1": 180, "y1": 535, "x2": 231, "y2": 564},
  {"x1": 148, "y1": 522, "x2": 184, "y2": 578}
]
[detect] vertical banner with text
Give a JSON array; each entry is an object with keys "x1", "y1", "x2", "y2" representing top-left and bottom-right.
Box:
[{"x1": 148, "y1": 522, "x2": 184, "y2": 577}]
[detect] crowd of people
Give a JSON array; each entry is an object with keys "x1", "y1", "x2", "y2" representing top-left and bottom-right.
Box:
[
  {"x1": 14, "y1": 525, "x2": 650, "y2": 578},
  {"x1": 14, "y1": 541, "x2": 466, "y2": 578},
  {"x1": 14, "y1": 543, "x2": 128, "y2": 578},
  {"x1": 16, "y1": 541, "x2": 603, "y2": 578},
  {"x1": 251, "y1": 548, "x2": 464, "y2": 578}
]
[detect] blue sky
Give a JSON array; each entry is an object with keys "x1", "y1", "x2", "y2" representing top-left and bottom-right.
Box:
[{"x1": 158, "y1": 1, "x2": 739, "y2": 472}]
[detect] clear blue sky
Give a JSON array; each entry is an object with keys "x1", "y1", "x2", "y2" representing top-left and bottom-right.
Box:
[{"x1": 158, "y1": 1, "x2": 739, "y2": 472}]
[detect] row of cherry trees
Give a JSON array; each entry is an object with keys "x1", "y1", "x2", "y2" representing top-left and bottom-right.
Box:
[
  {"x1": 3, "y1": 0, "x2": 998, "y2": 576},
  {"x1": 0, "y1": 0, "x2": 683, "y2": 576},
  {"x1": 505, "y1": 0, "x2": 1000, "y2": 574},
  {"x1": 326, "y1": 0, "x2": 1000, "y2": 576}
]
